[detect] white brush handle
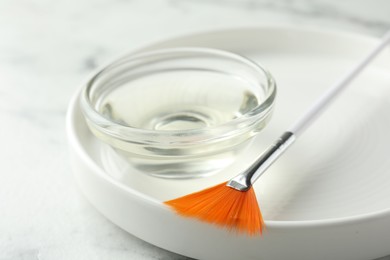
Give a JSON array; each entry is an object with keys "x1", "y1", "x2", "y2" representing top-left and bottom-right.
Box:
[
  {"x1": 288, "y1": 30, "x2": 390, "y2": 136},
  {"x1": 228, "y1": 30, "x2": 390, "y2": 191}
]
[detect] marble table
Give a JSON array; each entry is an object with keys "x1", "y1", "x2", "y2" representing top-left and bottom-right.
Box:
[{"x1": 1, "y1": 0, "x2": 390, "y2": 259}]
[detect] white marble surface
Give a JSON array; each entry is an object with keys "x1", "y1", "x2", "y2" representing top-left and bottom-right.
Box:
[{"x1": 1, "y1": 0, "x2": 390, "y2": 259}]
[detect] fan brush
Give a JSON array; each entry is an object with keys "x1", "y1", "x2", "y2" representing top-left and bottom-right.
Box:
[{"x1": 165, "y1": 31, "x2": 390, "y2": 236}]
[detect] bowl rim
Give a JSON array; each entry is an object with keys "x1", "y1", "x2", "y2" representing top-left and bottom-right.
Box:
[{"x1": 80, "y1": 47, "x2": 276, "y2": 144}]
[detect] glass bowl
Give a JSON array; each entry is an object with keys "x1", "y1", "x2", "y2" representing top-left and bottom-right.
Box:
[{"x1": 80, "y1": 47, "x2": 276, "y2": 178}]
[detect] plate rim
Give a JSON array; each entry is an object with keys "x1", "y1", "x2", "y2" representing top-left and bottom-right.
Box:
[{"x1": 66, "y1": 25, "x2": 390, "y2": 229}]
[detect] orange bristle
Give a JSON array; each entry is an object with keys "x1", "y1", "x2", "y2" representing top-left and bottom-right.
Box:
[{"x1": 164, "y1": 181, "x2": 265, "y2": 236}]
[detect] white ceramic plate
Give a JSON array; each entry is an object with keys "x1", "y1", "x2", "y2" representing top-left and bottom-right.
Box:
[{"x1": 67, "y1": 27, "x2": 390, "y2": 260}]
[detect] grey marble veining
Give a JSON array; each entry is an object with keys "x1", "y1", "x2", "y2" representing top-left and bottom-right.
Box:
[{"x1": 1, "y1": 0, "x2": 390, "y2": 259}]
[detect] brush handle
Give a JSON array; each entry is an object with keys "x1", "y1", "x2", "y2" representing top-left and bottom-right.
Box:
[
  {"x1": 227, "y1": 30, "x2": 390, "y2": 191},
  {"x1": 289, "y1": 30, "x2": 390, "y2": 136}
]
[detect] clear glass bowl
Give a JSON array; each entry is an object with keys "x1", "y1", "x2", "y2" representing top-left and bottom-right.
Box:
[{"x1": 80, "y1": 47, "x2": 276, "y2": 178}]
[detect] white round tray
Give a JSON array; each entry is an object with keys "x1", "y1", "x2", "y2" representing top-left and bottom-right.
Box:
[{"x1": 67, "y1": 26, "x2": 390, "y2": 260}]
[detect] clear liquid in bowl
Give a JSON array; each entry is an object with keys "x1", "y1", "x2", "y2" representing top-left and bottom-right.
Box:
[
  {"x1": 97, "y1": 70, "x2": 263, "y2": 132},
  {"x1": 90, "y1": 69, "x2": 269, "y2": 178}
]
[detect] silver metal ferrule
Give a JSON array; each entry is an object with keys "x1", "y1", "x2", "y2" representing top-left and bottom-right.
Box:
[{"x1": 227, "y1": 131, "x2": 296, "y2": 191}]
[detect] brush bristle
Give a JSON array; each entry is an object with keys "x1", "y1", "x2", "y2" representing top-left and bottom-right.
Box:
[{"x1": 164, "y1": 181, "x2": 264, "y2": 236}]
